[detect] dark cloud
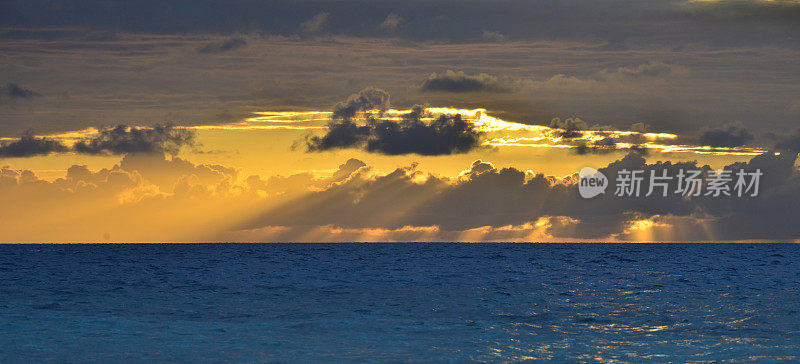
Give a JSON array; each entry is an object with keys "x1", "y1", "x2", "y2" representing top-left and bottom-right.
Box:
[
  {"x1": 682, "y1": 0, "x2": 800, "y2": 22},
  {"x1": 1, "y1": 4, "x2": 798, "y2": 137},
  {"x1": 365, "y1": 113, "x2": 483, "y2": 155},
  {"x1": 307, "y1": 111, "x2": 484, "y2": 156},
  {"x1": 549, "y1": 117, "x2": 587, "y2": 139},
  {"x1": 421, "y1": 70, "x2": 510, "y2": 93},
  {"x1": 698, "y1": 122, "x2": 754, "y2": 147},
  {"x1": 73, "y1": 125, "x2": 196, "y2": 156},
  {"x1": 332, "y1": 88, "x2": 391, "y2": 120},
  {"x1": 197, "y1": 36, "x2": 246, "y2": 53},
  {"x1": 0, "y1": 83, "x2": 41, "y2": 103},
  {"x1": 549, "y1": 119, "x2": 654, "y2": 154},
  {"x1": 773, "y1": 128, "x2": 800, "y2": 152},
  {"x1": 3, "y1": 0, "x2": 798, "y2": 47},
  {"x1": 0, "y1": 131, "x2": 68, "y2": 158},
  {"x1": 573, "y1": 132, "x2": 650, "y2": 155},
  {"x1": 311, "y1": 99, "x2": 483, "y2": 155},
  {"x1": 0, "y1": 125, "x2": 197, "y2": 158}
]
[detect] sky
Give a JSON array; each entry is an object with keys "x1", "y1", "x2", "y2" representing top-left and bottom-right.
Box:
[{"x1": 1, "y1": 0, "x2": 799, "y2": 242}]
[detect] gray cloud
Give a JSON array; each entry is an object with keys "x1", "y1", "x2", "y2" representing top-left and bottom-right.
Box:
[
  {"x1": 549, "y1": 117, "x2": 588, "y2": 139},
  {"x1": 300, "y1": 12, "x2": 329, "y2": 35},
  {"x1": 421, "y1": 70, "x2": 510, "y2": 93},
  {"x1": 574, "y1": 137, "x2": 649, "y2": 156},
  {"x1": 0, "y1": 131, "x2": 68, "y2": 158},
  {"x1": 332, "y1": 87, "x2": 391, "y2": 120},
  {"x1": 681, "y1": 0, "x2": 800, "y2": 22},
  {"x1": 0, "y1": 125, "x2": 197, "y2": 158},
  {"x1": 599, "y1": 61, "x2": 680, "y2": 80},
  {"x1": 308, "y1": 104, "x2": 483, "y2": 155},
  {"x1": 73, "y1": 125, "x2": 196, "y2": 155},
  {"x1": 482, "y1": 30, "x2": 505, "y2": 42},
  {"x1": 0, "y1": 83, "x2": 41, "y2": 103},
  {"x1": 4, "y1": 0, "x2": 798, "y2": 47},
  {"x1": 698, "y1": 122, "x2": 754, "y2": 147},
  {"x1": 772, "y1": 128, "x2": 800, "y2": 152},
  {"x1": 379, "y1": 13, "x2": 402, "y2": 31},
  {"x1": 0, "y1": 27, "x2": 797, "y2": 138},
  {"x1": 1, "y1": 1, "x2": 798, "y2": 143},
  {"x1": 197, "y1": 36, "x2": 246, "y2": 53}
]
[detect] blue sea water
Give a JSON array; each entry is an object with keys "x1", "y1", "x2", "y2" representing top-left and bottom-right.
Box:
[{"x1": 1, "y1": 243, "x2": 799, "y2": 363}]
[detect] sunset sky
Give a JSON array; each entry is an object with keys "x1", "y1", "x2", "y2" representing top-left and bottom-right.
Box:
[{"x1": 1, "y1": 0, "x2": 799, "y2": 242}]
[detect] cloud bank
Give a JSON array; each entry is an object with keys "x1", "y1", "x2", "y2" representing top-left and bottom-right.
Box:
[
  {"x1": 0, "y1": 132, "x2": 68, "y2": 158},
  {"x1": 0, "y1": 125, "x2": 196, "y2": 158},
  {"x1": 73, "y1": 125, "x2": 196, "y2": 156},
  {"x1": 244, "y1": 151, "x2": 800, "y2": 241},
  {"x1": 1, "y1": 148, "x2": 799, "y2": 242}
]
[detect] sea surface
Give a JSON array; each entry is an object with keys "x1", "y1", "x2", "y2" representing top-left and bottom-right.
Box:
[{"x1": 1, "y1": 243, "x2": 799, "y2": 363}]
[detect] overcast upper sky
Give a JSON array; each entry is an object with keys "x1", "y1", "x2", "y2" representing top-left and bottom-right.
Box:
[{"x1": 1, "y1": 0, "x2": 799, "y2": 242}]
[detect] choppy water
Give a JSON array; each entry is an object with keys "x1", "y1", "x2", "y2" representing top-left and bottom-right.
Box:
[{"x1": 1, "y1": 243, "x2": 799, "y2": 363}]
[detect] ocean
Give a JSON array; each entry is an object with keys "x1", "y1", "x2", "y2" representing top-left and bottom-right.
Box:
[{"x1": 1, "y1": 243, "x2": 798, "y2": 362}]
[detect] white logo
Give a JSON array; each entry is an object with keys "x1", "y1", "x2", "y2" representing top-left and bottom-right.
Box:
[{"x1": 579, "y1": 167, "x2": 608, "y2": 199}]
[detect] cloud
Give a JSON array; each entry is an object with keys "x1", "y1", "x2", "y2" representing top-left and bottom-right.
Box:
[
  {"x1": 698, "y1": 122, "x2": 754, "y2": 147},
  {"x1": 630, "y1": 122, "x2": 647, "y2": 133},
  {"x1": 197, "y1": 36, "x2": 246, "y2": 53},
  {"x1": 331, "y1": 158, "x2": 368, "y2": 181},
  {"x1": 0, "y1": 125, "x2": 197, "y2": 158},
  {"x1": 363, "y1": 113, "x2": 483, "y2": 155},
  {"x1": 772, "y1": 128, "x2": 800, "y2": 151},
  {"x1": 549, "y1": 117, "x2": 588, "y2": 138},
  {"x1": 547, "y1": 120, "x2": 652, "y2": 155},
  {"x1": 680, "y1": 0, "x2": 800, "y2": 22},
  {"x1": 6, "y1": 0, "x2": 798, "y2": 48},
  {"x1": 2, "y1": 27, "x2": 797, "y2": 137},
  {"x1": 245, "y1": 157, "x2": 367, "y2": 198},
  {"x1": 1, "y1": 150, "x2": 800, "y2": 242},
  {"x1": 482, "y1": 30, "x2": 506, "y2": 42},
  {"x1": 241, "y1": 150, "x2": 800, "y2": 241},
  {"x1": 307, "y1": 113, "x2": 483, "y2": 156},
  {"x1": 0, "y1": 154, "x2": 248, "y2": 242},
  {"x1": 118, "y1": 153, "x2": 237, "y2": 191},
  {"x1": 574, "y1": 137, "x2": 648, "y2": 156},
  {"x1": 73, "y1": 125, "x2": 196, "y2": 156},
  {"x1": 598, "y1": 61, "x2": 682, "y2": 80},
  {"x1": 379, "y1": 13, "x2": 402, "y2": 30},
  {"x1": 300, "y1": 12, "x2": 329, "y2": 35},
  {"x1": 541, "y1": 62, "x2": 687, "y2": 93},
  {"x1": 332, "y1": 87, "x2": 391, "y2": 120},
  {"x1": 0, "y1": 131, "x2": 68, "y2": 158},
  {"x1": 421, "y1": 70, "x2": 511, "y2": 93},
  {"x1": 307, "y1": 102, "x2": 484, "y2": 155},
  {"x1": 0, "y1": 83, "x2": 41, "y2": 103}
]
